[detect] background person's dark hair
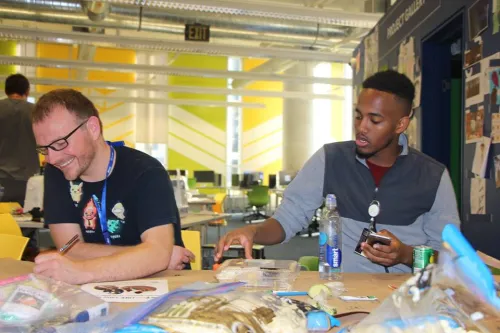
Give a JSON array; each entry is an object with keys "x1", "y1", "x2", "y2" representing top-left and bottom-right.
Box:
[
  {"x1": 32, "y1": 89, "x2": 103, "y2": 133},
  {"x1": 362, "y1": 70, "x2": 415, "y2": 116},
  {"x1": 5, "y1": 74, "x2": 30, "y2": 96}
]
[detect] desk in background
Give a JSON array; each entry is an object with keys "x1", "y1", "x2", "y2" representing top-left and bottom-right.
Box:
[
  {"x1": 187, "y1": 197, "x2": 216, "y2": 212},
  {"x1": 181, "y1": 212, "x2": 230, "y2": 245}
]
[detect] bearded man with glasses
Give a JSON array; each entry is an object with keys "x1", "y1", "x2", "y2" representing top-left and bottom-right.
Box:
[{"x1": 31, "y1": 89, "x2": 193, "y2": 284}]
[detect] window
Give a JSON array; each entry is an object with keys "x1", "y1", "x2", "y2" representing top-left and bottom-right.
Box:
[
  {"x1": 312, "y1": 62, "x2": 334, "y2": 151},
  {"x1": 135, "y1": 143, "x2": 167, "y2": 166},
  {"x1": 343, "y1": 63, "x2": 354, "y2": 141}
]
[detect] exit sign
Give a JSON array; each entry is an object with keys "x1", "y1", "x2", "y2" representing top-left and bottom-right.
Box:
[{"x1": 185, "y1": 24, "x2": 210, "y2": 42}]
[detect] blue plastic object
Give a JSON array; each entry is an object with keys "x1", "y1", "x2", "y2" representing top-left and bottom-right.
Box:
[
  {"x1": 114, "y1": 324, "x2": 167, "y2": 333},
  {"x1": 307, "y1": 311, "x2": 341, "y2": 331},
  {"x1": 442, "y1": 224, "x2": 500, "y2": 310},
  {"x1": 274, "y1": 291, "x2": 309, "y2": 297}
]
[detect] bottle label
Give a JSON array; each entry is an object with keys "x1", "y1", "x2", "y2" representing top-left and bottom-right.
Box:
[
  {"x1": 319, "y1": 232, "x2": 327, "y2": 246},
  {"x1": 326, "y1": 245, "x2": 342, "y2": 268}
]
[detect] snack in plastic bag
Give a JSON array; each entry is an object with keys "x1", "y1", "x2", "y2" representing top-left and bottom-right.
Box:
[
  {"x1": 0, "y1": 274, "x2": 109, "y2": 332},
  {"x1": 143, "y1": 289, "x2": 307, "y2": 333},
  {"x1": 59, "y1": 282, "x2": 308, "y2": 333},
  {"x1": 339, "y1": 224, "x2": 500, "y2": 333}
]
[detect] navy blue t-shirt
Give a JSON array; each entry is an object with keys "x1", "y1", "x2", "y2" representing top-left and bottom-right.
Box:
[{"x1": 43, "y1": 146, "x2": 184, "y2": 249}]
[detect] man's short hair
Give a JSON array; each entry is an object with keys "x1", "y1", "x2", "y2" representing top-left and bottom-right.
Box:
[
  {"x1": 5, "y1": 74, "x2": 30, "y2": 96},
  {"x1": 32, "y1": 89, "x2": 103, "y2": 133},
  {"x1": 362, "y1": 70, "x2": 415, "y2": 115}
]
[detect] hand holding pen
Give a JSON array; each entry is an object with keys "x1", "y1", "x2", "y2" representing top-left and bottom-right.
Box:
[{"x1": 34, "y1": 235, "x2": 93, "y2": 284}]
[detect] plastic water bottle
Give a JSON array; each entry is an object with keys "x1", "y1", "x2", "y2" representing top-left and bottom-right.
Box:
[{"x1": 319, "y1": 194, "x2": 342, "y2": 280}]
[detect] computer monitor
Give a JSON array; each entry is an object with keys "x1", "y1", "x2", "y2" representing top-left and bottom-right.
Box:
[
  {"x1": 167, "y1": 169, "x2": 187, "y2": 177},
  {"x1": 268, "y1": 174, "x2": 277, "y2": 189},
  {"x1": 241, "y1": 171, "x2": 264, "y2": 188},
  {"x1": 214, "y1": 173, "x2": 222, "y2": 187},
  {"x1": 193, "y1": 170, "x2": 216, "y2": 183},
  {"x1": 278, "y1": 171, "x2": 294, "y2": 187}
]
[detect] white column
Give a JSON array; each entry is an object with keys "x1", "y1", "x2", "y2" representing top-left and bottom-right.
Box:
[{"x1": 282, "y1": 61, "x2": 318, "y2": 173}]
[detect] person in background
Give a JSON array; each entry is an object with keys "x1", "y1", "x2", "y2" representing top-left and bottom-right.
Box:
[
  {"x1": 215, "y1": 70, "x2": 461, "y2": 273},
  {"x1": 31, "y1": 89, "x2": 193, "y2": 284},
  {"x1": 0, "y1": 74, "x2": 40, "y2": 204}
]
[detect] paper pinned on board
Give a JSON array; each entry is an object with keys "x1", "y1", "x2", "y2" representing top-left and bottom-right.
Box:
[
  {"x1": 466, "y1": 74, "x2": 483, "y2": 107},
  {"x1": 494, "y1": 154, "x2": 500, "y2": 188},
  {"x1": 491, "y1": 113, "x2": 500, "y2": 143},
  {"x1": 363, "y1": 26, "x2": 379, "y2": 80},
  {"x1": 494, "y1": 0, "x2": 500, "y2": 34},
  {"x1": 81, "y1": 279, "x2": 169, "y2": 303},
  {"x1": 472, "y1": 136, "x2": 491, "y2": 178},
  {"x1": 465, "y1": 107, "x2": 485, "y2": 143},
  {"x1": 464, "y1": 43, "x2": 483, "y2": 68},
  {"x1": 470, "y1": 177, "x2": 486, "y2": 215}
]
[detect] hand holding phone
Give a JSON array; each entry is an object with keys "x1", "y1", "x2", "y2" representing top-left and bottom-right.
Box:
[{"x1": 366, "y1": 233, "x2": 392, "y2": 246}]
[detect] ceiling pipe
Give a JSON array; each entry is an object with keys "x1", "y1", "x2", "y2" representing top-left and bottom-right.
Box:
[
  {"x1": 0, "y1": 0, "x2": 353, "y2": 49},
  {"x1": 81, "y1": 1, "x2": 110, "y2": 22}
]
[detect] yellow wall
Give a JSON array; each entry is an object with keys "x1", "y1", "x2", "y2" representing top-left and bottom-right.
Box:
[
  {"x1": 167, "y1": 54, "x2": 227, "y2": 179},
  {"x1": 241, "y1": 58, "x2": 283, "y2": 185},
  {"x1": 36, "y1": 43, "x2": 136, "y2": 147},
  {"x1": 0, "y1": 41, "x2": 16, "y2": 87}
]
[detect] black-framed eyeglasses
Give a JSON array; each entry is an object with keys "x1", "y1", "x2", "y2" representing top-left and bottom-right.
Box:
[{"x1": 36, "y1": 119, "x2": 89, "y2": 155}]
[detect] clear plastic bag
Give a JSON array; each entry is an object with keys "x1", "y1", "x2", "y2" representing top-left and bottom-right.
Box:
[
  {"x1": 0, "y1": 274, "x2": 110, "y2": 333},
  {"x1": 340, "y1": 224, "x2": 500, "y2": 333},
  {"x1": 215, "y1": 259, "x2": 301, "y2": 291},
  {"x1": 54, "y1": 281, "x2": 308, "y2": 333}
]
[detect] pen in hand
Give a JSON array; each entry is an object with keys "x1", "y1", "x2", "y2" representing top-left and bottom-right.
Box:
[{"x1": 59, "y1": 234, "x2": 80, "y2": 255}]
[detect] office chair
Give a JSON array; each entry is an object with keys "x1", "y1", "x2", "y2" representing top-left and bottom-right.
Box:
[
  {"x1": 0, "y1": 213, "x2": 23, "y2": 236},
  {"x1": 181, "y1": 230, "x2": 201, "y2": 270},
  {"x1": 0, "y1": 234, "x2": 29, "y2": 260},
  {"x1": 208, "y1": 193, "x2": 227, "y2": 240},
  {"x1": 243, "y1": 186, "x2": 270, "y2": 223},
  {"x1": 298, "y1": 256, "x2": 319, "y2": 271},
  {"x1": 187, "y1": 177, "x2": 197, "y2": 189}
]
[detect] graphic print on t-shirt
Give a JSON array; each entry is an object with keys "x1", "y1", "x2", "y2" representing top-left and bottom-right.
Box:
[
  {"x1": 112, "y1": 202, "x2": 125, "y2": 219},
  {"x1": 69, "y1": 181, "x2": 83, "y2": 206},
  {"x1": 107, "y1": 219, "x2": 125, "y2": 238},
  {"x1": 83, "y1": 199, "x2": 97, "y2": 231},
  {"x1": 109, "y1": 202, "x2": 126, "y2": 239}
]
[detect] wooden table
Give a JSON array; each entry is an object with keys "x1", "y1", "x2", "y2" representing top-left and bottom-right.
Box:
[{"x1": 0, "y1": 258, "x2": 408, "y2": 331}]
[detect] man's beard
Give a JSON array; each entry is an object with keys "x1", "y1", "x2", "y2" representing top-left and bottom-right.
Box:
[{"x1": 356, "y1": 136, "x2": 395, "y2": 160}]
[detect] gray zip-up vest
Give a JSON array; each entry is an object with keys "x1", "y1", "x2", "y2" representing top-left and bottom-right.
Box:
[{"x1": 323, "y1": 140, "x2": 445, "y2": 229}]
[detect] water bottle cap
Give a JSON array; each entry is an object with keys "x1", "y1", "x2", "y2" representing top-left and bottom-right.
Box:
[{"x1": 325, "y1": 194, "x2": 336, "y2": 206}]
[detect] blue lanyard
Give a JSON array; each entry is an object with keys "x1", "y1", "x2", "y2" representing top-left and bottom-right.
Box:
[{"x1": 92, "y1": 144, "x2": 115, "y2": 245}]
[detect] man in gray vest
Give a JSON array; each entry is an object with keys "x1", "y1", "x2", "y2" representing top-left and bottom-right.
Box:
[
  {"x1": 215, "y1": 70, "x2": 460, "y2": 273},
  {"x1": 0, "y1": 74, "x2": 40, "y2": 204}
]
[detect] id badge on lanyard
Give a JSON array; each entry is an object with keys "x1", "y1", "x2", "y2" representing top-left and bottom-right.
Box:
[
  {"x1": 354, "y1": 199, "x2": 381, "y2": 256},
  {"x1": 92, "y1": 144, "x2": 115, "y2": 245}
]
